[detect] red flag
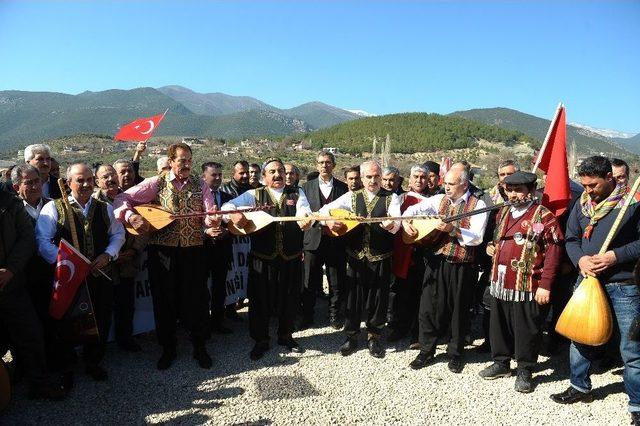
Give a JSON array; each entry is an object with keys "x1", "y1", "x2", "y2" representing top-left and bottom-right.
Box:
[
  {"x1": 49, "y1": 239, "x2": 92, "y2": 319},
  {"x1": 114, "y1": 111, "x2": 166, "y2": 142},
  {"x1": 535, "y1": 105, "x2": 571, "y2": 217}
]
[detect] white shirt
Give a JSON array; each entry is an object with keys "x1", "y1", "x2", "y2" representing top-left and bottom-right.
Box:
[
  {"x1": 318, "y1": 176, "x2": 334, "y2": 199},
  {"x1": 403, "y1": 191, "x2": 488, "y2": 246},
  {"x1": 317, "y1": 189, "x2": 402, "y2": 234},
  {"x1": 510, "y1": 201, "x2": 535, "y2": 219},
  {"x1": 221, "y1": 186, "x2": 312, "y2": 217},
  {"x1": 36, "y1": 196, "x2": 126, "y2": 264},
  {"x1": 23, "y1": 198, "x2": 44, "y2": 221}
]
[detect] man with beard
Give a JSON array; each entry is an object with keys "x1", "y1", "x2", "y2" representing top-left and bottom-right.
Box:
[
  {"x1": 403, "y1": 167, "x2": 488, "y2": 373},
  {"x1": 114, "y1": 143, "x2": 217, "y2": 370},
  {"x1": 37, "y1": 163, "x2": 125, "y2": 381},
  {"x1": 479, "y1": 171, "x2": 562, "y2": 393},
  {"x1": 319, "y1": 161, "x2": 401, "y2": 359},
  {"x1": 422, "y1": 161, "x2": 441, "y2": 196},
  {"x1": 202, "y1": 162, "x2": 234, "y2": 335},
  {"x1": 222, "y1": 158, "x2": 313, "y2": 360},
  {"x1": 300, "y1": 151, "x2": 348, "y2": 330},
  {"x1": 388, "y1": 164, "x2": 431, "y2": 348},
  {"x1": 344, "y1": 166, "x2": 363, "y2": 191},
  {"x1": 284, "y1": 164, "x2": 301, "y2": 188},
  {"x1": 249, "y1": 163, "x2": 263, "y2": 189},
  {"x1": 551, "y1": 157, "x2": 640, "y2": 425},
  {"x1": 221, "y1": 160, "x2": 251, "y2": 198}
]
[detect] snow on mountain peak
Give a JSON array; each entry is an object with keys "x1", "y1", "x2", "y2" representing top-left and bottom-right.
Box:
[
  {"x1": 569, "y1": 122, "x2": 634, "y2": 139},
  {"x1": 347, "y1": 109, "x2": 376, "y2": 117}
]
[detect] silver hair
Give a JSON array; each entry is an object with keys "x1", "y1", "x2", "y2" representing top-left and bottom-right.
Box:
[
  {"x1": 360, "y1": 160, "x2": 381, "y2": 175},
  {"x1": 410, "y1": 165, "x2": 428, "y2": 175},
  {"x1": 65, "y1": 162, "x2": 92, "y2": 179},
  {"x1": 113, "y1": 159, "x2": 134, "y2": 169},
  {"x1": 317, "y1": 150, "x2": 336, "y2": 164},
  {"x1": 156, "y1": 156, "x2": 169, "y2": 172},
  {"x1": 11, "y1": 164, "x2": 40, "y2": 186},
  {"x1": 497, "y1": 159, "x2": 520, "y2": 172},
  {"x1": 382, "y1": 166, "x2": 400, "y2": 176},
  {"x1": 24, "y1": 144, "x2": 52, "y2": 162}
]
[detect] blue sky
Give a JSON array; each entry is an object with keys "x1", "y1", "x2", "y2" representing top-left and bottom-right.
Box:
[{"x1": 1, "y1": 1, "x2": 638, "y2": 133}]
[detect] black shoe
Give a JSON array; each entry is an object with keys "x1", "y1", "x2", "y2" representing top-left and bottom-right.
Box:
[
  {"x1": 278, "y1": 337, "x2": 304, "y2": 353},
  {"x1": 631, "y1": 412, "x2": 640, "y2": 426},
  {"x1": 193, "y1": 346, "x2": 213, "y2": 369},
  {"x1": 118, "y1": 339, "x2": 142, "y2": 352},
  {"x1": 550, "y1": 386, "x2": 594, "y2": 404},
  {"x1": 409, "y1": 342, "x2": 421, "y2": 350},
  {"x1": 298, "y1": 317, "x2": 314, "y2": 331},
  {"x1": 157, "y1": 347, "x2": 177, "y2": 370},
  {"x1": 368, "y1": 338, "x2": 385, "y2": 358},
  {"x1": 28, "y1": 383, "x2": 67, "y2": 400},
  {"x1": 211, "y1": 325, "x2": 233, "y2": 335},
  {"x1": 226, "y1": 308, "x2": 243, "y2": 323},
  {"x1": 340, "y1": 337, "x2": 358, "y2": 356},
  {"x1": 409, "y1": 352, "x2": 434, "y2": 370},
  {"x1": 329, "y1": 316, "x2": 344, "y2": 330},
  {"x1": 447, "y1": 356, "x2": 464, "y2": 374},
  {"x1": 387, "y1": 329, "x2": 406, "y2": 342},
  {"x1": 514, "y1": 369, "x2": 534, "y2": 393},
  {"x1": 477, "y1": 340, "x2": 491, "y2": 353},
  {"x1": 250, "y1": 342, "x2": 270, "y2": 360},
  {"x1": 479, "y1": 362, "x2": 511, "y2": 380},
  {"x1": 85, "y1": 364, "x2": 108, "y2": 381}
]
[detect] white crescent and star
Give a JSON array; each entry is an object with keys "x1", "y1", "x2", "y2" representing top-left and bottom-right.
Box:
[
  {"x1": 56, "y1": 259, "x2": 76, "y2": 284},
  {"x1": 135, "y1": 120, "x2": 155, "y2": 135}
]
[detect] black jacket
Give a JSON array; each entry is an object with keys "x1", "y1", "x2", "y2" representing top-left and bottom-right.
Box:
[
  {"x1": 206, "y1": 189, "x2": 234, "y2": 268},
  {"x1": 0, "y1": 191, "x2": 35, "y2": 292},
  {"x1": 220, "y1": 179, "x2": 252, "y2": 199},
  {"x1": 302, "y1": 177, "x2": 348, "y2": 251}
]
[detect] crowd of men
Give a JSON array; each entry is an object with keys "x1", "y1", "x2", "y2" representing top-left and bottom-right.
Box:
[{"x1": 1, "y1": 142, "x2": 639, "y2": 423}]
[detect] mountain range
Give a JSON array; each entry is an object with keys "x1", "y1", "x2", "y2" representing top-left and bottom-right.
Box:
[{"x1": 0, "y1": 86, "x2": 637, "y2": 157}]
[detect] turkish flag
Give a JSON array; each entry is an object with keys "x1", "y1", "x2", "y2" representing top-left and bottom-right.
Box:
[
  {"x1": 536, "y1": 106, "x2": 571, "y2": 217},
  {"x1": 49, "y1": 239, "x2": 92, "y2": 320},
  {"x1": 114, "y1": 112, "x2": 166, "y2": 142}
]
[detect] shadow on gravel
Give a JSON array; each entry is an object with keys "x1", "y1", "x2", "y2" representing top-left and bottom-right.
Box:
[{"x1": 255, "y1": 375, "x2": 320, "y2": 400}]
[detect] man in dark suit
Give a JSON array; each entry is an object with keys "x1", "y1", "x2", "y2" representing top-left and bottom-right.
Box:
[
  {"x1": 202, "y1": 162, "x2": 235, "y2": 334},
  {"x1": 300, "y1": 151, "x2": 349, "y2": 329}
]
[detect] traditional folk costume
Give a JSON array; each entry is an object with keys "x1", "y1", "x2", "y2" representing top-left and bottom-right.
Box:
[
  {"x1": 488, "y1": 175, "x2": 563, "y2": 375},
  {"x1": 319, "y1": 188, "x2": 401, "y2": 356},
  {"x1": 404, "y1": 190, "x2": 488, "y2": 369},
  {"x1": 222, "y1": 177, "x2": 312, "y2": 357},
  {"x1": 114, "y1": 171, "x2": 215, "y2": 367},
  {"x1": 36, "y1": 194, "x2": 125, "y2": 373}
]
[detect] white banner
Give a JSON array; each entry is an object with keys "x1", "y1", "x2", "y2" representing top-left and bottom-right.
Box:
[{"x1": 224, "y1": 235, "x2": 250, "y2": 305}]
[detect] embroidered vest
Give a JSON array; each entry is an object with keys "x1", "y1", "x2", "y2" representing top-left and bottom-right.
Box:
[
  {"x1": 54, "y1": 198, "x2": 110, "y2": 260},
  {"x1": 346, "y1": 189, "x2": 394, "y2": 261},
  {"x1": 250, "y1": 186, "x2": 303, "y2": 260},
  {"x1": 149, "y1": 173, "x2": 204, "y2": 247},
  {"x1": 435, "y1": 194, "x2": 479, "y2": 263}
]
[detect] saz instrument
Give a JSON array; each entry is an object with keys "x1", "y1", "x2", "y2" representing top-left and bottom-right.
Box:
[
  {"x1": 402, "y1": 197, "x2": 537, "y2": 245},
  {"x1": 556, "y1": 176, "x2": 640, "y2": 346},
  {"x1": 0, "y1": 359, "x2": 10, "y2": 413},
  {"x1": 123, "y1": 204, "x2": 268, "y2": 235},
  {"x1": 227, "y1": 210, "x2": 338, "y2": 236}
]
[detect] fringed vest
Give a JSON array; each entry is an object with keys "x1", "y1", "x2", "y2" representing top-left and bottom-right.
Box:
[
  {"x1": 251, "y1": 186, "x2": 303, "y2": 261},
  {"x1": 148, "y1": 173, "x2": 204, "y2": 247},
  {"x1": 346, "y1": 189, "x2": 394, "y2": 262},
  {"x1": 435, "y1": 194, "x2": 479, "y2": 263},
  {"x1": 54, "y1": 198, "x2": 110, "y2": 261}
]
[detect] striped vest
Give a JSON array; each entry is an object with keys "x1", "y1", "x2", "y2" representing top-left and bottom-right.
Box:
[{"x1": 435, "y1": 194, "x2": 479, "y2": 263}]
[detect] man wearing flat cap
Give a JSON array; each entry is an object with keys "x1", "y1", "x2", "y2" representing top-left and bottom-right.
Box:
[
  {"x1": 478, "y1": 171, "x2": 563, "y2": 393},
  {"x1": 222, "y1": 157, "x2": 313, "y2": 360}
]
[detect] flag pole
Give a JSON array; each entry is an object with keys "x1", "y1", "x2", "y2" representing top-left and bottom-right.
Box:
[{"x1": 532, "y1": 102, "x2": 564, "y2": 173}]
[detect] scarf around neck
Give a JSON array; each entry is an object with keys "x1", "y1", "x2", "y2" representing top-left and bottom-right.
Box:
[{"x1": 580, "y1": 183, "x2": 626, "y2": 239}]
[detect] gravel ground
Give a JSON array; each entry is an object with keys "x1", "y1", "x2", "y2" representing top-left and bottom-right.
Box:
[{"x1": 1, "y1": 302, "x2": 632, "y2": 425}]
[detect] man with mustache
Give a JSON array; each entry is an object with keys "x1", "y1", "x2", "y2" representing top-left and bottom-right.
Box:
[
  {"x1": 403, "y1": 167, "x2": 488, "y2": 373},
  {"x1": 223, "y1": 157, "x2": 313, "y2": 360},
  {"x1": 248, "y1": 163, "x2": 263, "y2": 189},
  {"x1": 221, "y1": 160, "x2": 251, "y2": 198},
  {"x1": 37, "y1": 163, "x2": 125, "y2": 381},
  {"x1": 114, "y1": 143, "x2": 218, "y2": 370},
  {"x1": 319, "y1": 161, "x2": 401, "y2": 359},
  {"x1": 551, "y1": 156, "x2": 640, "y2": 425},
  {"x1": 344, "y1": 166, "x2": 363, "y2": 191},
  {"x1": 422, "y1": 161, "x2": 441, "y2": 197},
  {"x1": 94, "y1": 164, "x2": 119, "y2": 202}
]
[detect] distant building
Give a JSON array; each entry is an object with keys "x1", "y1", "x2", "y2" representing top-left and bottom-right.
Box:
[
  {"x1": 324, "y1": 147, "x2": 340, "y2": 154},
  {"x1": 182, "y1": 137, "x2": 208, "y2": 146}
]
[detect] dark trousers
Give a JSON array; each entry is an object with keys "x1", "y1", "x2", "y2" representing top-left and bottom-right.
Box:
[
  {"x1": 302, "y1": 236, "x2": 346, "y2": 319},
  {"x1": 0, "y1": 284, "x2": 47, "y2": 386},
  {"x1": 388, "y1": 261, "x2": 424, "y2": 342},
  {"x1": 148, "y1": 245, "x2": 208, "y2": 348},
  {"x1": 83, "y1": 276, "x2": 113, "y2": 366},
  {"x1": 490, "y1": 297, "x2": 548, "y2": 370},
  {"x1": 113, "y1": 276, "x2": 135, "y2": 344},
  {"x1": 208, "y1": 252, "x2": 230, "y2": 328},
  {"x1": 344, "y1": 256, "x2": 391, "y2": 338},
  {"x1": 418, "y1": 257, "x2": 476, "y2": 357},
  {"x1": 248, "y1": 255, "x2": 301, "y2": 343}
]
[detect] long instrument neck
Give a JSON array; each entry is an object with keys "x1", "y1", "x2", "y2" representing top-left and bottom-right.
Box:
[{"x1": 442, "y1": 198, "x2": 537, "y2": 223}]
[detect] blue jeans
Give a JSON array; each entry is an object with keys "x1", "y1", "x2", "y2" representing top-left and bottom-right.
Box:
[{"x1": 569, "y1": 282, "x2": 640, "y2": 412}]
